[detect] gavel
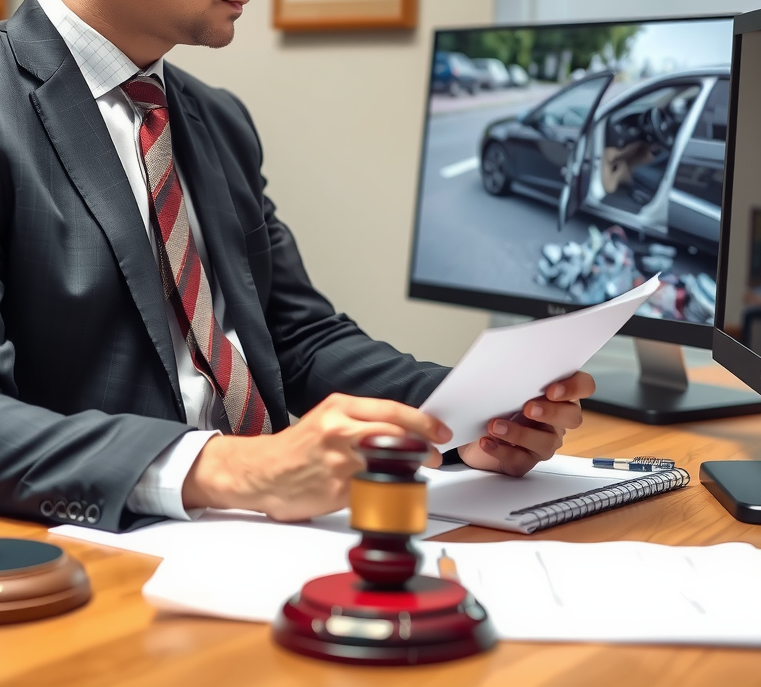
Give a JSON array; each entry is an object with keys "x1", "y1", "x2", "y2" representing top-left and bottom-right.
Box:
[{"x1": 272, "y1": 434, "x2": 495, "y2": 666}]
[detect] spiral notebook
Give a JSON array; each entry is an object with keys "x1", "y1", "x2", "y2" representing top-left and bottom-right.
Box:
[{"x1": 422, "y1": 454, "x2": 690, "y2": 534}]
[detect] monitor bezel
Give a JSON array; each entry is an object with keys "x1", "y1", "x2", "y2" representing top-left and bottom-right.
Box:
[
  {"x1": 713, "y1": 8, "x2": 761, "y2": 395},
  {"x1": 409, "y1": 13, "x2": 737, "y2": 351}
]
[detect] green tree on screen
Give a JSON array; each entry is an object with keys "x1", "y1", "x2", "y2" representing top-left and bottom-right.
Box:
[{"x1": 435, "y1": 25, "x2": 641, "y2": 79}]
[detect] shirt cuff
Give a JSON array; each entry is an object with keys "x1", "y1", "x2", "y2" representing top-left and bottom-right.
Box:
[{"x1": 126, "y1": 430, "x2": 221, "y2": 520}]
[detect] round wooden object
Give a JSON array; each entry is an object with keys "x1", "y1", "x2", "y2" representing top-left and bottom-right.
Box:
[
  {"x1": 0, "y1": 538, "x2": 91, "y2": 624},
  {"x1": 272, "y1": 572, "x2": 496, "y2": 665}
]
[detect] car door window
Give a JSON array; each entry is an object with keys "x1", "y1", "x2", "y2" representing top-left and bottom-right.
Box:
[
  {"x1": 612, "y1": 84, "x2": 699, "y2": 121},
  {"x1": 692, "y1": 79, "x2": 730, "y2": 142},
  {"x1": 531, "y1": 76, "x2": 612, "y2": 131}
]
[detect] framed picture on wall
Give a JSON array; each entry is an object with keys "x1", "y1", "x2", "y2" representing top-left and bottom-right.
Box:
[{"x1": 273, "y1": 0, "x2": 417, "y2": 31}]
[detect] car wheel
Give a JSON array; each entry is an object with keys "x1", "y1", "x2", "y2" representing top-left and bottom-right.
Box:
[
  {"x1": 481, "y1": 142, "x2": 512, "y2": 196},
  {"x1": 448, "y1": 80, "x2": 462, "y2": 97},
  {"x1": 468, "y1": 82, "x2": 481, "y2": 96}
]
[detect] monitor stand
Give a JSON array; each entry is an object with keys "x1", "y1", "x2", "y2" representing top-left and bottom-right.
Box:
[{"x1": 581, "y1": 339, "x2": 761, "y2": 425}]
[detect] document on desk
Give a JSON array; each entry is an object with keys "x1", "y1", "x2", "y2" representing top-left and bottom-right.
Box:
[
  {"x1": 48, "y1": 509, "x2": 464, "y2": 561},
  {"x1": 420, "y1": 539, "x2": 761, "y2": 645},
  {"x1": 422, "y1": 274, "x2": 661, "y2": 452},
  {"x1": 141, "y1": 538, "x2": 761, "y2": 646}
]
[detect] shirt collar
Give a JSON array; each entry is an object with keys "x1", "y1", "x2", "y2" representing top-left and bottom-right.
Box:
[{"x1": 37, "y1": 0, "x2": 165, "y2": 99}]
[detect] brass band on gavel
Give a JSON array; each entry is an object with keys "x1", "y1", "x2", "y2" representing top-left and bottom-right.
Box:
[{"x1": 349, "y1": 478, "x2": 427, "y2": 535}]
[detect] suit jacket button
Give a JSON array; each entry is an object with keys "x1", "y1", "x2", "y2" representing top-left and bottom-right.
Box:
[
  {"x1": 40, "y1": 500, "x2": 54, "y2": 517},
  {"x1": 54, "y1": 500, "x2": 68, "y2": 518},
  {"x1": 66, "y1": 501, "x2": 83, "y2": 521},
  {"x1": 85, "y1": 504, "x2": 101, "y2": 524}
]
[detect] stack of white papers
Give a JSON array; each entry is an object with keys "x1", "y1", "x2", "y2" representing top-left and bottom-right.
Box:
[
  {"x1": 423, "y1": 539, "x2": 761, "y2": 645},
  {"x1": 142, "y1": 538, "x2": 761, "y2": 646}
]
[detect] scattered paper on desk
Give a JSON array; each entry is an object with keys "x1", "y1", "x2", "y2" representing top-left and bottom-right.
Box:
[
  {"x1": 49, "y1": 508, "x2": 464, "y2": 560},
  {"x1": 422, "y1": 274, "x2": 661, "y2": 452},
  {"x1": 143, "y1": 526, "x2": 354, "y2": 623},
  {"x1": 142, "y1": 538, "x2": 761, "y2": 647},
  {"x1": 415, "y1": 539, "x2": 761, "y2": 646}
]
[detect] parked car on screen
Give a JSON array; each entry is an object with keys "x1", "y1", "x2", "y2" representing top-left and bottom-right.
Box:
[
  {"x1": 479, "y1": 67, "x2": 730, "y2": 253},
  {"x1": 507, "y1": 64, "x2": 530, "y2": 87},
  {"x1": 432, "y1": 51, "x2": 481, "y2": 96},
  {"x1": 472, "y1": 58, "x2": 512, "y2": 89}
]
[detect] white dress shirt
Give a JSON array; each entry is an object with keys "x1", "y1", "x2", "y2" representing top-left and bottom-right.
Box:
[{"x1": 37, "y1": 0, "x2": 250, "y2": 520}]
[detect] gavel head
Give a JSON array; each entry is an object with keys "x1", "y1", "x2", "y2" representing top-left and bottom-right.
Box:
[{"x1": 348, "y1": 434, "x2": 430, "y2": 588}]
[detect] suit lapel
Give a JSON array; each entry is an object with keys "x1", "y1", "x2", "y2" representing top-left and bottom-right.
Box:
[
  {"x1": 165, "y1": 70, "x2": 287, "y2": 424},
  {"x1": 7, "y1": 0, "x2": 184, "y2": 418}
]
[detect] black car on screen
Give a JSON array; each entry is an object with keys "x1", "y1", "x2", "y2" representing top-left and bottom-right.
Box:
[
  {"x1": 479, "y1": 67, "x2": 730, "y2": 253},
  {"x1": 432, "y1": 51, "x2": 481, "y2": 97}
]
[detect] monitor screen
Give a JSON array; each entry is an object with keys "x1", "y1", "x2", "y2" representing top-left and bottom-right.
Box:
[
  {"x1": 715, "y1": 10, "x2": 761, "y2": 396},
  {"x1": 409, "y1": 16, "x2": 735, "y2": 350}
]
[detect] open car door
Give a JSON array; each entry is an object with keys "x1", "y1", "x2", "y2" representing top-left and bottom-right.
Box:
[{"x1": 557, "y1": 72, "x2": 615, "y2": 231}]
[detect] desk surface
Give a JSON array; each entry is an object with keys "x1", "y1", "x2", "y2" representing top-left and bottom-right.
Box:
[{"x1": 3, "y1": 366, "x2": 761, "y2": 687}]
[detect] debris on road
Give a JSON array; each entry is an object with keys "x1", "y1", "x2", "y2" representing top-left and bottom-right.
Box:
[{"x1": 536, "y1": 225, "x2": 715, "y2": 323}]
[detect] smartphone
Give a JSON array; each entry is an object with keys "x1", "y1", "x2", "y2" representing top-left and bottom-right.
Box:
[{"x1": 700, "y1": 461, "x2": 761, "y2": 524}]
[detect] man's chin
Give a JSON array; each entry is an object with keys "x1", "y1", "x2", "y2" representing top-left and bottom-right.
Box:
[
  {"x1": 206, "y1": 36, "x2": 235, "y2": 49},
  {"x1": 197, "y1": 26, "x2": 236, "y2": 49}
]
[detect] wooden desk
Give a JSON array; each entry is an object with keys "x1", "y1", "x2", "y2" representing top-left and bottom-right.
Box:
[{"x1": 3, "y1": 367, "x2": 761, "y2": 687}]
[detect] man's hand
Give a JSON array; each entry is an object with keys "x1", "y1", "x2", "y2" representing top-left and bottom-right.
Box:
[
  {"x1": 457, "y1": 371, "x2": 595, "y2": 477},
  {"x1": 182, "y1": 393, "x2": 452, "y2": 521}
]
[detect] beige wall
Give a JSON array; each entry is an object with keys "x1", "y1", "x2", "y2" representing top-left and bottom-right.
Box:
[{"x1": 167, "y1": 0, "x2": 493, "y2": 367}]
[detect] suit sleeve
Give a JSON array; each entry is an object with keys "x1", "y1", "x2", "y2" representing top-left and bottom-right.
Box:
[
  {"x1": 263, "y1": 197, "x2": 451, "y2": 416},
  {"x1": 226, "y1": 95, "x2": 452, "y2": 417},
  {"x1": 0, "y1": 281, "x2": 192, "y2": 532}
]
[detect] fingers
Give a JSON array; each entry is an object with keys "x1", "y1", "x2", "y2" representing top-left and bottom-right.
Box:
[
  {"x1": 545, "y1": 371, "x2": 596, "y2": 402},
  {"x1": 422, "y1": 448, "x2": 443, "y2": 469},
  {"x1": 457, "y1": 439, "x2": 541, "y2": 477},
  {"x1": 486, "y1": 417, "x2": 562, "y2": 462},
  {"x1": 459, "y1": 372, "x2": 597, "y2": 480},
  {"x1": 522, "y1": 396, "x2": 584, "y2": 431},
  {"x1": 479, "y1": 439, "x2": 542, "y2": 477},
  {"x1": 320, "y1": 393, "x2": 452, "y2": 446},
  {"x1": 520, "y1": 371, "x2": 593, "y2": 433}
]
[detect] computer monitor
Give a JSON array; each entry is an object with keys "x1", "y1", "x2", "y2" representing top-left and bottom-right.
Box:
[
  {"x1": 409, "y1": 15, "x2": 761, "y2": 424},
  {"x1": 715, "y1": 9, "x2": 761, "y2": 394},
  {"x1": 706, "y1": 7, "x2": 761, "y2": 521}
]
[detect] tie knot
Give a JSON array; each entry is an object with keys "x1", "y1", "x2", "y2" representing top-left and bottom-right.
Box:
[{"x1": 121, "y1": 74, "x2": 168, "y2": 111}]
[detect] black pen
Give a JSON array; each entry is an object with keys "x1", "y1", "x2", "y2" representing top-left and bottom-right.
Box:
[{"x1": 592, "y1": 456, "x2": 676, "y2": 472}]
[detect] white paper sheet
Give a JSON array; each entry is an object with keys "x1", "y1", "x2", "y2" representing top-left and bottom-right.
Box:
[
  {"x1": 142, "y1": 526, "x2": 356, "y2": 623},
  {"x1": 422, "y1": 274, "x2": 661, "y2": 452},
  {"x1": 141, "y1": 537, "x2": 761, "y2": 646},
  {"x1": 416, "y1": 540, "x2": 761, "y2": 646},
  {"x1": 49, "y1": 508, "x2": 464, "y2": 560}
]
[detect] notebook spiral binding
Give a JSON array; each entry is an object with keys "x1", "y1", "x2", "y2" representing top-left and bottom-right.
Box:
[{"x1": 511, "y1": 468, "x2": 690, "y2": 533}]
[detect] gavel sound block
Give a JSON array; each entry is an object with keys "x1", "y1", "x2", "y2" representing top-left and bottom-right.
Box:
[
  {"x1": 272, "y1": 435, "x2": 496, "y2": 666},
  {"x1": 0, "y1": 538, "x2": 91, "y2": 624}
]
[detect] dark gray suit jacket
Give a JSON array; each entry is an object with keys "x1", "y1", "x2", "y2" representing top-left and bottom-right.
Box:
[{"x1": 0, "y1": 0, "x2": 449, "y2": 531}]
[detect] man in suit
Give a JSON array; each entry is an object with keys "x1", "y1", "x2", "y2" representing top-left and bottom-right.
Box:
[{"x1": 0, "y1": 0, "x2": 595, "y2": 532}]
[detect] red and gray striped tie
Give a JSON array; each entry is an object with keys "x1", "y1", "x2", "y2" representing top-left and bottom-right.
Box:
[{"x1": 122, "y1": 75, "x2": 271, "y2": 436}]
